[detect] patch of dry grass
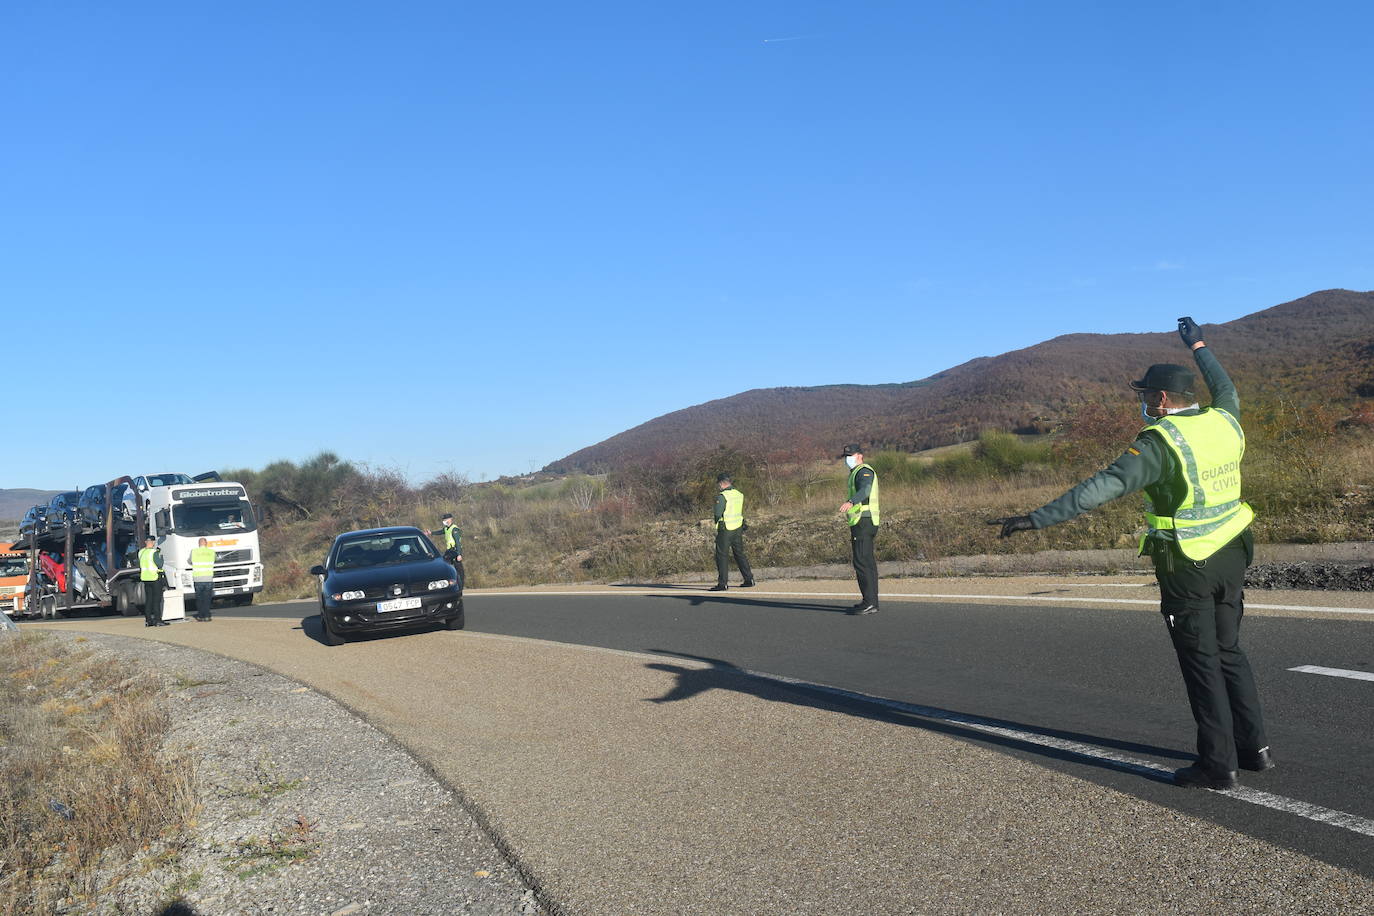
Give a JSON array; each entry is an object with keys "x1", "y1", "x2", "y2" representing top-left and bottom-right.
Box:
[{"x1": 0, "y1": 633, "x2": 196, "y2": 913}]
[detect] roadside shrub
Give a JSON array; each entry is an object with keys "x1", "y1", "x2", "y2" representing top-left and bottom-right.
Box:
[{"x1": 974, "y1": 429, "x2": 1050, "y2": 474}]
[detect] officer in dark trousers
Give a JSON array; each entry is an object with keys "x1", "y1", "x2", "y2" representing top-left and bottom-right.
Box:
[
  {"x1": 190, "y1": 536, "x2": 216, "y2": 621},
  {"x1": 709, "y1": 474, "x2": 755, "y2": 591},
  {"x1": 991, "y1": 317, "x2": 1270, "y2": 789},
  {"x1": 426, "y1": 513, "x2": 464, "y2": 591},
  {"x1": 138, "y1": 535, "x2": 168, "y2": 627},
  {"x1": 839, "y1": 444, "x2": 881, "y2": 615}
]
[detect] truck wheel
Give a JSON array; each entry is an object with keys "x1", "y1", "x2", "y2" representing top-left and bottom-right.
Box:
[
  {"x1": 41, "y1": 595, "x2": 56, "y2": 619},
  {"x1": 233, "y1": 594, "x2": 254, "y2": 607},
  {"x1": 116, "y1": 584, "x2": 140, "y2": 617}
]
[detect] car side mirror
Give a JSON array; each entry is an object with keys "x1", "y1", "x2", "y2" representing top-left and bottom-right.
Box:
[{"x1": 309, "y1": 565, "x2": 325, "y2": 577}]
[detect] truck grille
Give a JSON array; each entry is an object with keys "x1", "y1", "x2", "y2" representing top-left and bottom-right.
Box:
[{"x1": 215, "y1": 549, "x2": 252, "y2": 564}]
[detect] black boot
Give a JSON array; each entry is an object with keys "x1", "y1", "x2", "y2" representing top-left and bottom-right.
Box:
[{"x1": 1173, "y1": 764, "x2": 1238, "y2": 790}]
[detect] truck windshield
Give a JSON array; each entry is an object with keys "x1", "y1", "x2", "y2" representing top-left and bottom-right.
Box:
[
  {"x1": 0, "y1": 557, "x2": 27, "y2": 578},
  {"x1": 171, "y1": 501, "x2": 257, "y2": 536}
]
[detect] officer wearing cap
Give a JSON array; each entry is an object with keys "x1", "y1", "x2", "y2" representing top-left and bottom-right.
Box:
[
  {"x1": 839, "y1": 444, "x2": 881, "y2": 615},
  {"x1": 138, "y1": 534, "x2": 168, "y2": 627},
  {"x1": 991, "y1": 318, "x2": 1270, "y2": 790},
  {"x1": 709, "y1": 473, "x2": 755, "y2": 591},
  {"x1": 426, "y1": 513, "x2": 464, "y2": 591}
]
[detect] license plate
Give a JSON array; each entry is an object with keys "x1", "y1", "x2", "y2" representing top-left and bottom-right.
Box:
[{"x1": 376, "y1": 597, "x2": 421, "y2": 613}]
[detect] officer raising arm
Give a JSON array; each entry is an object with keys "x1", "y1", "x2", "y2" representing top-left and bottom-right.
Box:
[{"x1": 990, "y1": 317, "x2": 1271, "y2": 791}]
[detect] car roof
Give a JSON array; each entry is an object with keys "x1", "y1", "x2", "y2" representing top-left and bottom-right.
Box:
[{"x1": 332, "y1": 526, "x2": 426, "y2": 541}]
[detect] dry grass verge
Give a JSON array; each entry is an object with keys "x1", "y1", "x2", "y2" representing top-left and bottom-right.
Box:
[{"x1": 0, "y1": 633, "x2": 196, "y2": 914}]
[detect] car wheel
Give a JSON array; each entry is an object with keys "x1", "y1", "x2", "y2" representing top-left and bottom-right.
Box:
[
  {"x1": 320, "y1": 614, "x2": 346, "y2": 646},
  {"x1": 443, "y1": 601, "x2": 465, "y2": 630}
]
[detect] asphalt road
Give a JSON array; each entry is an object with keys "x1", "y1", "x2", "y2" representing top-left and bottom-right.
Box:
[{"x1": 234, "y1": 587, "x2": 1374, "y2": 879}]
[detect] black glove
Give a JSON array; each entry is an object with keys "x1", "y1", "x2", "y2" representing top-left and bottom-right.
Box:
[
  {"x1": 987, "y1": 516, "x2": 1035, "y2": 538},
  {"x1": 1177, "y1": 316, "x2": 1203, "y2": 348}
]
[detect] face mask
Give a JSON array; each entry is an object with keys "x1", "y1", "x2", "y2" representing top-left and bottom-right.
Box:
[{"x1": 845, "y1": 455, "x2": 858, "y2": 470}]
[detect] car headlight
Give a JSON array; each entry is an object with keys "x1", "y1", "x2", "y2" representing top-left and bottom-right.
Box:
[
  {"x1": 427, "y1": 579, "x2": 451, "y2": 590},
  {"x1": 331, "y1": 590, "x2": 366, "y2": 601}
]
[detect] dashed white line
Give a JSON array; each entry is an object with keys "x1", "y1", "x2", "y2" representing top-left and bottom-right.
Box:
[{"x1": 1289, "y1": 665, "x2": 1374, "y2": 682}]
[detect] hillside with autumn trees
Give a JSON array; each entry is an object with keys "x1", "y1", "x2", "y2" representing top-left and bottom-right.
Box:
[{"x1": 549, "y1": 289, "x2": 1374, "y2": 472}]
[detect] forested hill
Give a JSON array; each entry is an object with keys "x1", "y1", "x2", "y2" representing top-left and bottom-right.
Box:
[{"x1": 549, "y1": 289, "x2": 1374, "y2": 472}]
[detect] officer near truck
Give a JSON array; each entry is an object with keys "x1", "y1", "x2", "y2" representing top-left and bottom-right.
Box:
[
  {"x1": 138, "y1": 535, "x2": 168, "y2": 627},
  {"x1": 990, "y1": 317, "x2": 1271, "y2": 790}
]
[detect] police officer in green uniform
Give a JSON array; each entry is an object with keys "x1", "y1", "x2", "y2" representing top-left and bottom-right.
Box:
[
  {"x1": 991, "y1": 317, "x2": 1271, "y2": 789},
  {"x1": 839, "y1": 444, "x2": 881, "y2": 615},
  {"x1": 427, "y1": 513, "x2": 464, "y2": 591},
  {"x1": 190, "y1": 536, "x2": 217, "y2": 621},
  {"x1": 709, "y1": 474, "x2": 755, "y2": 591},
  {"x1": 138, "y1": 535, "x2": 168, "y2": 627}
]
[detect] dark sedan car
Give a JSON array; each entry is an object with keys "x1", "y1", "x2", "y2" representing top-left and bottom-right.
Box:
[
  {"x1": 42, "y1": 492, "x2": 82, "y2": 534},
  {"x1": 77, "y1": 482, "x2": 135, "y2": 531},
  {"x1": 310, "y1": 526, "x2": 463, "y2": 646},
  {"x1": 19, "y1": 505, "x2": 47, "y2": 537}
]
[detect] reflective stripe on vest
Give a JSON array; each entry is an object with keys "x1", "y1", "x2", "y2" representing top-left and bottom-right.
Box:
[
  {"x1": 190, "y1": 546, "x2": 216, "y2": 581},
  {"x1": 442, "y1": 524, "x2": 458, "y2": 551},
  {"x1": 138, "y1": 547, "x2": 160, "y2": 582},
  {"x1": 1141, "y1": 408, "x2": 1254, "y2": 560},
  {"x1": 846, "y1": 464, "x2": 881, "y2": 527},
  {"x1": 720, "y1": 488, "x2": 744, "y2": 531}
]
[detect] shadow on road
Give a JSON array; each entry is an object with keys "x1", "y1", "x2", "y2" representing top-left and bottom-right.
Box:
[
  {"x1": 643, "y1": 649, "x2": 1190, "y2": 784},
  {"x1": 643, "y1": 593, "x2": 854, "y2": 614},
  {"x1": 297, "y1": 614, "x2": 448, "y2": 646}
]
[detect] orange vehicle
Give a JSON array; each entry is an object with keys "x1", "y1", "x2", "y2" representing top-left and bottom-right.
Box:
[{"x1": 0, "y1": 542, "x2": 28, "y2": 616}]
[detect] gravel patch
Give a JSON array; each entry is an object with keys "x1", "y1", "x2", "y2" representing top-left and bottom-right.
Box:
[
  {"x1": 51, "y1": 632, "x2": 544, "y2": 916},
  {"x1": 1246, "y1": 562, "x2": 1374, "y2": 591}
]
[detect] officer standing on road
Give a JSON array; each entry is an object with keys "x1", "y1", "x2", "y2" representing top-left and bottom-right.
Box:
[
  {"x1": 138, "y1": 535, "x2": 168, "y2": 627},
  {"x1": 190, "y1": 536, "x2": 216, "y2": 621},
  {"x1": 839, "y1": 444, "x2": 881, "y2": 615},
  {"x1": 427, "y1": 513, "x2": 464, "y2": 591},
  {"x1": 990, "y1": 317, "x2": 1271, "y2": 790},
  {"x1": 709, "y1": 474, "x2": 755, "y2": 591}
]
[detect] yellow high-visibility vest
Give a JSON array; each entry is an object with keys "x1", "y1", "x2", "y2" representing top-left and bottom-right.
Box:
[
  {"x1": 190, "y1": 546, "x2": 216, "y2": 581},
  {"x1": 846, "y1": 464, "x2": 881, "y2": 527},
  {"x1": 720, "y1": 488, "x2": 744, "y2": 531},
  {"x1": 1142, "y1": 408, "x2": 1254, "y2": 561},
  {"x1": 138, "y1": 547, "x2": 161, "y2": 582}
]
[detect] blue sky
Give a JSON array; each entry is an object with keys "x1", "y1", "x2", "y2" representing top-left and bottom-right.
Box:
[{"x1": 4, "y1": 1, "x2": 1371, "y2": 488}]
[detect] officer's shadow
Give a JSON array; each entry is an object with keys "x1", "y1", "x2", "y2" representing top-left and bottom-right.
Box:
[
  {"x1": 628, "y1": 591, "x2": 854, "y2": 614},
  {"x1": 643, "y1": 649, "x2": 1191, "y2": 784}
]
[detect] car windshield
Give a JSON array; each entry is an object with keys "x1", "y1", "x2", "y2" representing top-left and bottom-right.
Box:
[
  {"x1": 333, "y1": 534, "x2": 435, "y2": 570},
  {"x1": 171, "y1": 501, "x2": 258, "y2": 536},
  {"x1": 147, "y1": 474, "x2": 193, "y2": 487},
  {"x1": 0, "y1": 557, "x2": 27, "y2": 578},
  {"x1": 51, "y1": 492, "x2": 79, "y2": 507}
]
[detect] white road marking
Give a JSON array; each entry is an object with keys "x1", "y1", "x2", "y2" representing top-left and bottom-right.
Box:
[
  {"x1": 1289, "y1": 665, "x2": 1374, "y2": 682},
  {"x1": 474, "y1": 589, "x2": 1374, "y2": 615},
  {"x1": 466, "y1": 631, "x2": 1374, "y2": 840}
]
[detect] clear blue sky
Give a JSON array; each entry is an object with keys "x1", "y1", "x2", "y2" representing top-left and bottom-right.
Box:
[{"x1": 4, "y1": 1, "x2": 1371, "y2": 489}]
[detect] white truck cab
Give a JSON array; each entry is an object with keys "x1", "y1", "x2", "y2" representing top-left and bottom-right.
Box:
[{"x1": 144, "y1": 480, "x2": 264, "y2": 607}]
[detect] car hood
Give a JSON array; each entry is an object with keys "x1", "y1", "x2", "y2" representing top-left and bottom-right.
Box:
[{"x1": 325, "y1": 557, "x2": 455, "y2": 590}]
